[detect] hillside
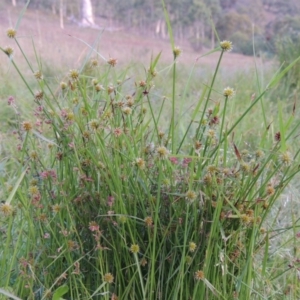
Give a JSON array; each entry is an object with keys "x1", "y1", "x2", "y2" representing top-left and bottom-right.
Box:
[{"x1": 0, "y1": 4, "x2": 259, "y2": 72}]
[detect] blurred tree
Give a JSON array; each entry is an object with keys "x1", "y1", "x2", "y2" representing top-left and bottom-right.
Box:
[
  {"x1": 60, "y1": 0, "x2": 64, "y2": 29},
  {"x1": 263, "y1": 0, "x2": 300, "y2": 15},
  {"x1": 216, "y1": 11, "x2": 252, "y2": 40},
  {"x1": 235, "y1": 0, "x2": 264, "y2": 24},
  {"x1": 81, "y1": 0, "x2": 94, "y2": 26},
  {"x1": 220, "y1": 0, "x2": 237, "y2": 9}
]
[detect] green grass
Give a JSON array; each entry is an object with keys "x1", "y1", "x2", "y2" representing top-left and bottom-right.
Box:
[{"x1": 1, "y1": 6, "x2": 300, "y2": 300}]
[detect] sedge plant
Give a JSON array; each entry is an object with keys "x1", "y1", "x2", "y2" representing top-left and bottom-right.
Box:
[{"x1": 1, "y1": 7, "x2": 300, "y2": 300}]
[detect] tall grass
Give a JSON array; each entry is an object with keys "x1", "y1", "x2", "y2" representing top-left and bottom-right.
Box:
[{"x1": 1, "y1": 7, "x2": 300, "y2": 300}]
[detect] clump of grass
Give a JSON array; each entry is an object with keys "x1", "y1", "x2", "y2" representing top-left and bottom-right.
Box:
[{"x1": 1, "y1": 16, "x2": 300, "y2": 300}]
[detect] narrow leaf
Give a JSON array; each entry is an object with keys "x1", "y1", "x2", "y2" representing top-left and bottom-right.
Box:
[
  {"x1": 6, "y1": 168, "x2": 27, "y2": 205},
  {"x1": 0, "y1": 288, "x2": 22, "y2": 300},
  {"x1": 52, "y1": 285, "x2": 69, "y2": 300}
]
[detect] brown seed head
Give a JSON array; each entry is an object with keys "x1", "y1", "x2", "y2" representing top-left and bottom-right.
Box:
[
  {"x1": 22, "y1": 121, "x2": 33, "y2": 131},
  {"x1": 4, "y1": 46, "x2": 13, "y2": 56},
  {"x1": 194, "y1": 270, "x2": 205, "y2": 280},
  {"x1": 107, "y1": 58, "x2": 117, "y2": 67}
]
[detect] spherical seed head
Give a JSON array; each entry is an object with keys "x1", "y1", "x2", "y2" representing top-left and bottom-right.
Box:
[
  {"x1": 122, "y1": 106, "x2": 132, "y2": 115},
  {"x1": 29, "y1": 150, "x2": 38, "y2": 161},
  {"x1": 136, "y1": 158, "x2": 145, "y2": 170},
  {"x1": 240, "y1": 214, "x2": 251, "y2": 224},
  {"x1": 89, "y1": 221, "x2": 99, "y2": 232},
  {"x1": 83, "y1": 130, "x2": 91, "y2": 140},
  {"x1": 162, "y1": 178, "x2": 170, "y2": 186},
  {"x1": 260, "y1": 227, "x2": 266, "y2": 234},
  {"x1": 140, "y1": 258, "x2": 148, "y2": 266},
  {"x1": 95, "y1": 84, "x2": 104, "y2": 92},
  {"x1": 246, "y1": 209, "x2": 254, "y2": 217},
  {"x1": 194, "y1": 270, "x2": 205, "y2": 280},
  {"x1": 279, "y1": 151, "x2": 293, "y2": 166},
  {"x1": 43, "y1": 289, "x2": 52, "y2": 299},
  {"x1": 69, "y1": 69, "x2": 79, "y2": 81},
  {"x1": 118, "y1": 215, "x2": 127, "y2": 224},
  {"x1": 89, "y1": 119, "x2": 100, "y2": 130},
  {"x1": 186, "y1": 256, "x2": 192, "y2": 265},
  {"x1": 22, "y1": 121, "x2": 33, "y2": 131},
  {"x1": 92, "y1": 79, "x2": 98, "y2": 86},
  {"x1": 67, "y1": 240, "x2": 78, "y2": 251},
  {"x1": 91, "y1": 59, "x2": 98, "y2": 67},
  {"x1": 240, "y1": 161, "x2": 250, "y2": 173},
  {"x1": 173, "y1": 46, "x2": 182, "y2": 58},
  {"x1": 144, "y1": 216, "x2": 153, "y2": 227},
  {"x1": 107, "y1": 85, "x2": 114, "y2": 94},
  {"x1": 158, "y1": 131, "x2": 165, "y2": 139},
  {"x1": 195, "y1": 140, "x2": 202, "y2": 150},
  {"x1": 113, "y1": 127, "x2": 123, "y2": 137},
  {"x1": 266, "y1": 185, "x2": 275, "y2": 196},
  {"x1": 7, "y1": 28, "x2": 17, "y2": 38},
  {"x1": 255, "y1": 150, "x2": 264, "y2": 159},
  {"x1": 52, "y1": 204, "x2": 62, "y2": 214},
  {"x1": 4, "y1": 46, "x2": 14, "y2": 56},
  {"x1": 186, "y1": 190, "x2": 197, "y2": 203},
  {"x1": 60, "y1": 82, "x2": 67, "y2": 90},
  {"x1": 28, "y1": 185, "x2": 39, "y2": 195},
  {"x1": 103, "y1": 273, "x2": 114, "y2": 284},
  {"x1": 130, "y1": 244, "x2": 140, "y2": 254},
  {"x1": 207, "y1": 129, "x2": 216, "y2": 139},
  {"x1": 107, "y1": 58, "x2": 117, "y2": 67},
  {"x1": 0, "y1": 203, "x2": 13, "y2": 216},
  {"x1": 149, "y1": 68, "x2": 157, "y2": 77},
  {"x1": 30, "y1": 179, "x2": 38, "y2": 186},
  {"x1": 223, "y1": 87, "x2": 235, "y2": 97},
  {"x1": 111, "y1": 293, "x2": 118, "y2": 300},
  {"x1": 34, "y1": 70, "x2": 43, "y2": 80},
  {"x1": 126, "y1": 97, "x2": 134, "y2": 107},
  {"x1": 203, "y1": 173, "x2": 212, "y2": 185},
  {"x1": 189, "y1": 241, "x2": 197, "y2": 252},
  {"x1": 34, "y1": 90, "x2": 44, "y2": 101},
  {"x1": 66, "y1": 112, "x2": 74, "y2": 121},
  {"x1": 156, "y1": 146, "x2": 169, "y2": 159},
  {"x1": 207, "y1": 165, "x2": 218, "y2": 174},
  {"x1": 220, "y1": 40, "x2": 233, "y2": 52},
  {"x1": 139, "y1": 80, "x2": 147, "y2": 87}
]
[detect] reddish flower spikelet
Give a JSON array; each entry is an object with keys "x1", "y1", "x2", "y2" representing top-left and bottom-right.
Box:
[
  {"x1": 169, "y1": 157, "x2": 179, "y2": 165},
  {"x1": 113, "y1": 127, "x2": 123, "y2": 137},
  {"x1": 89, "y1": 221, "x2": 99, "y2": 232},
  {"x1": 275, "y1": 132, "x2": 281, "y2": 142},
  {"x1": 107, "y1": 196, "x2": 115, "y2": 207}
]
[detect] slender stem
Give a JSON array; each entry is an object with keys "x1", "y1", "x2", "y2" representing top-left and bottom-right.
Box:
[
  {"x1": 195, "y1": 50, "x2": 224, "y2": 140},
  {"x1": 219, "y1": 96, "x2": 228, "y2": 140},
  {"x1": 171, "y1": 60, "x2": 176, "y2": 153},
  {"x1": 149, "y1": 162, "x2": 163, "y2": 299}
]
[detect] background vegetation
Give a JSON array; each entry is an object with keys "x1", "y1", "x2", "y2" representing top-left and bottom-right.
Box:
[{"x1": 3, "y1": 0, "x2": 300, "y2": 56}]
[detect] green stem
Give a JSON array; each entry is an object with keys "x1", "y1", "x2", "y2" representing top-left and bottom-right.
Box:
[
  {"x1": 195, "y1": 50, "x2": 224, "y2": 140},
  {"x1": 149, "y1": 162, "x2": 163, "y2": 299}
]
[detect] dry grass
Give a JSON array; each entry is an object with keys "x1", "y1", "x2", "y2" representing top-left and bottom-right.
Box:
[{"x1": 0, "y1": 5, "x2": 260, "y2": 71}]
